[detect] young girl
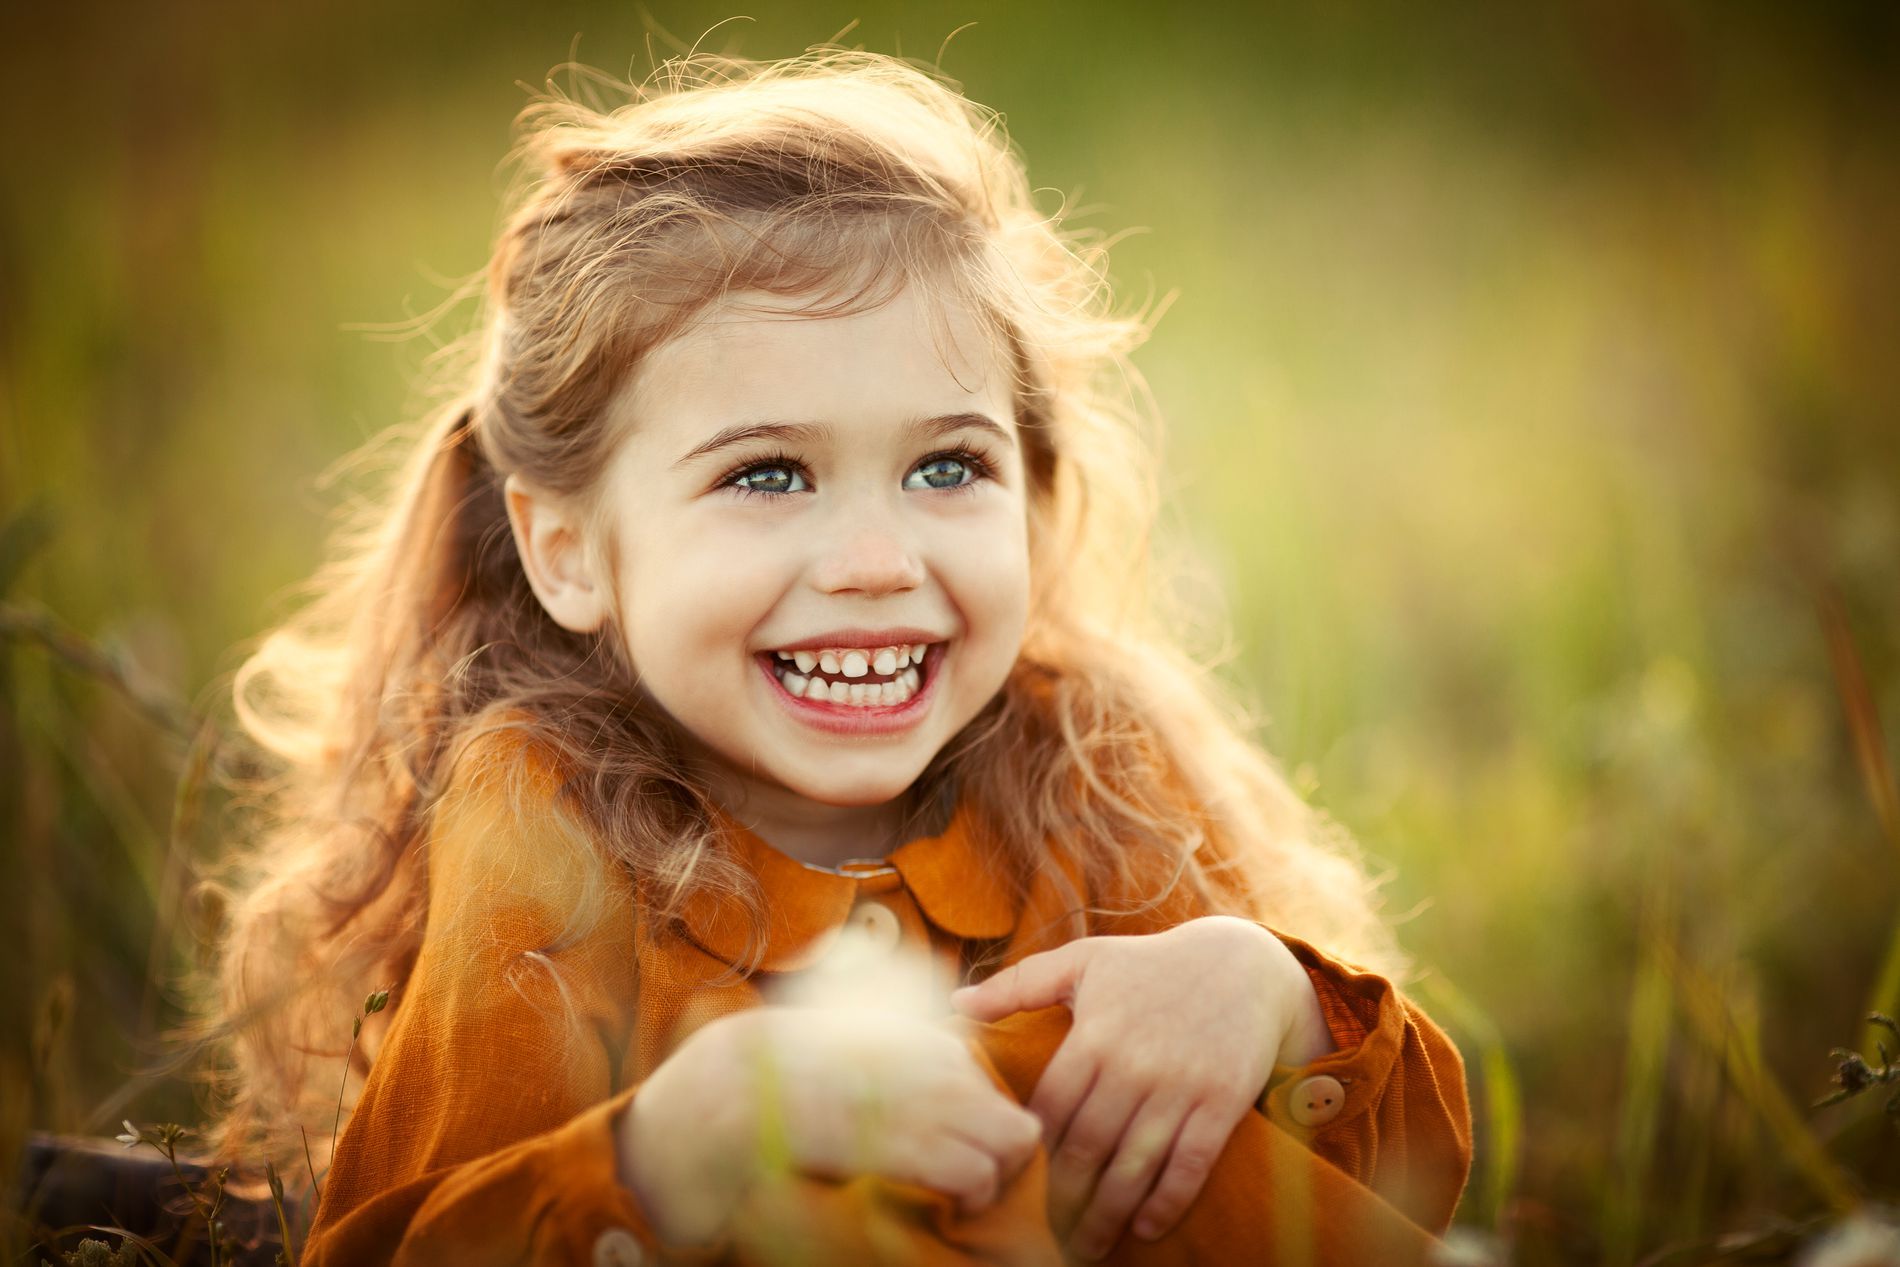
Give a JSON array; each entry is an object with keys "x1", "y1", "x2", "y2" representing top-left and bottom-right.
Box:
[{"x1": 206, "y1": 48, "x2": 1471, "y2": 1265}]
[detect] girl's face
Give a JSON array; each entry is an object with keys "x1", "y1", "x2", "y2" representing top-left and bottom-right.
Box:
[{"x1": 597, "y1": 282, "x2": 1030, "y2": 815}]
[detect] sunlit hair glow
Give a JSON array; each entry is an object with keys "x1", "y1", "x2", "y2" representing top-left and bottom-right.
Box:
[{"x1": 197, "y1": 47, "x2": 1406, "y2": 1173}]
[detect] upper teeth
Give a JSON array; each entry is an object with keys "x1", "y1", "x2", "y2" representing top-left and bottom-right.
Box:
[{"x1": 774, "y1": 642, "x2": 930, "y2": 677}]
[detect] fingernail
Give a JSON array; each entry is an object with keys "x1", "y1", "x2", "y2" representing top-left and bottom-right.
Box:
[
  {"x1": 1072, "y1": 1237, "x2": 1107, "y2": 1261},
  {"x1": 1135, "y1": 1218, "x2": 1161, "y2": 1240}
]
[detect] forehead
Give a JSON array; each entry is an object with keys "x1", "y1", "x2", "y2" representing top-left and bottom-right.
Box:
[{"x1": 621, "y1": 283, "x2": 1015, "y2": 439}]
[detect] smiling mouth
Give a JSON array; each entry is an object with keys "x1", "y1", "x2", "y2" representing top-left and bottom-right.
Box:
[{"x1": 759, "y1": 642, "x2": 940, "y2": 708}]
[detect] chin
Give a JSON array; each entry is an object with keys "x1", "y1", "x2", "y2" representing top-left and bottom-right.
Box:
[{"x1": 781, "y1": 761, "x2": 929, "y2": 808}]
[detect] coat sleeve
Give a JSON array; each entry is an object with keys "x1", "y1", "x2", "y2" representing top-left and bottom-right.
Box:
[
  {"x1": 1253, "y1": 928, "x2": 1474, "y2": 1238},
  {"x1": 302, "y1": 737, "x2": 695, "y2": 1267},
  {"x1": 1077, "y1": 841, "x2": 1475, "y2": 1245}
]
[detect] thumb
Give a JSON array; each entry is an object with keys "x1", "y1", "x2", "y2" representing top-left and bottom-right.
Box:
[{"x1": 950, "y1": 941, "x2": 1093, "y2": 1021}]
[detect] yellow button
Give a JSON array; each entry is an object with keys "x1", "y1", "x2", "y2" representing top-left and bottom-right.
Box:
[
  {"x1": 1287, "y1": 1074, "x2": 1346, "y2": 1127},
  {"x1": 846, "y1": 900, "x2": 901, "y2": 952},
  {"x1": 593, "y1": 1227, "x2": 645, "y2": 1267}
]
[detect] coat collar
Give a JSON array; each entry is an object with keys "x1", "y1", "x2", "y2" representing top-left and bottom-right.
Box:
[{"x1": 677, "y1": 793, "x2": 1022, "y2": 972}]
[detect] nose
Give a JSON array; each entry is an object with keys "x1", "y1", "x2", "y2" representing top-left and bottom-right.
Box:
[{"x1": 811, "y1": 503, "x2": 926, "y2": 597}]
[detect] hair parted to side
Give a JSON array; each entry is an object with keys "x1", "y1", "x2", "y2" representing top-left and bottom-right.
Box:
[{"x1": 194, "y1": 46, "x2": 1405, "y2": 1176}]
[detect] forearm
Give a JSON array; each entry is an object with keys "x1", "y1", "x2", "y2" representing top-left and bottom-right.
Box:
[
  {"x1": 1139, "y1": 1106, "x2": 1447, "y2": 1264},
  {"x1": 307, "y1": 1086, "x2": 658, "y2": 1267}
]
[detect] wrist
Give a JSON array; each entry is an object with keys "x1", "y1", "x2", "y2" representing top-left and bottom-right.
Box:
[
  {"x1": 1266, "y1": 935, "x2": 1334, "y2": 1067},
  {"x1": 1190, "y1": 917, "x2": 1335, "y2": 1074},
  {"x1": 1214, "y1": 918, "x2": 1332, "y2": 1069}
]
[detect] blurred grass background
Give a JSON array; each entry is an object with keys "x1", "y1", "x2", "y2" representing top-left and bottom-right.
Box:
[{"x1": 3, "y1": 1, "x2": 1897, "y2": 1262}]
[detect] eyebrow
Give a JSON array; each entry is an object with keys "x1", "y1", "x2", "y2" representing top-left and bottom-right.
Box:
[{"x1": 671, "y1": 412, "x2": 1014, "y2": 471}]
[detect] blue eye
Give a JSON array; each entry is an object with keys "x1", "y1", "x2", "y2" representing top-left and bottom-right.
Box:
[
  {"x1": 729, "y1": 461, "x2": 809, "y2": 496},
  {"x1": 904, "y1": 455, "x2": 977, "y2": 491},
  {"x1": 718, "y1": 445, "x2": 996, "y2": 501}
]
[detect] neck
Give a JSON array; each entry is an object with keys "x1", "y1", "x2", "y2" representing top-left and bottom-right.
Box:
[{"x1": 681, "y1": 753, "x2": 919, "y2": 870}]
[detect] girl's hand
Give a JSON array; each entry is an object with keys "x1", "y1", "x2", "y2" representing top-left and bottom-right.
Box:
[
  {"x1": 619, "y1": 1005, "x2": 1043, "y2": 1246},
  {"x1": 948, "y1": 916, "x2": 1332, "y2": 1260}
]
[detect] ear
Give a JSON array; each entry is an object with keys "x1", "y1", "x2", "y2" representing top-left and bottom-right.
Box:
[{"x1": 503, "y1": 474, "x2": 608, "y2": 634}]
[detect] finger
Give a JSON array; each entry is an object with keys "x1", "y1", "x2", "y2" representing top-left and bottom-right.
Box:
[
  {"x1": 1066, "y1": 1094, "x2": 1187, "y2": 1260},
  {"x1": 1130, "y1": 1100, "x2": 1238, "y2": 1241},
  {"x1": 988, "y1": 1104, "x2": 1047, "y2": 1184},
  {"x1": 1046, "y1": 1072, "x2": 1143, "y2": 1240},
  {"x1": 939, "y1": 1095, "x2": 1043, "y2": 1185},
  {"x1": 884, "y1": 1133, "x2": 1003, "y2": 1220},
  {"x1": 949, "y1": 941, "x2": 1092, "y2": 1021},
  {"x1": 1026, "y1": 1038, "x2": 1101, "y2": 1153}
]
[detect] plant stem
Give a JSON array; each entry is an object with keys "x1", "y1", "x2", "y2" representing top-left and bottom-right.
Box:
[
  {"x1": 302, "y1": 1124, "x2": 322, "y2": 1201},
  {"x1": 156, "y1": 1143, "x2": 218, "y2": 1267},
  {"x1": 267, "y1": 1162, "x2": 299, "y2": 1267},
  {"x1": 331, "y1": 1028, "x2": 361, "y2": 1162}
]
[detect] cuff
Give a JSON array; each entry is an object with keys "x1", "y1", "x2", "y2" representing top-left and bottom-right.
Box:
[
  {"x1": 1253, "y1": 928, "x2": 1406, "y2": 1139},
  {"x1": 530, "y1": 1086, "x2": 731, "y2": 1267}
]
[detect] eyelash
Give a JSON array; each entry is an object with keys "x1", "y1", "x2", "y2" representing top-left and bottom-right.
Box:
[{"x1": 716, "y1": 445, "x2": 998, "y2": 503}]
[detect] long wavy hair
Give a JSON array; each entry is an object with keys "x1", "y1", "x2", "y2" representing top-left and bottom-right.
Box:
[{"x1": 195, "y1": 47, "x2": 1406, "y2": 1175}]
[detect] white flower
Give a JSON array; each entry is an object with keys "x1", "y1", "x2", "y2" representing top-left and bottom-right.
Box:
[
  {"x1": 1800, "y1": 1209, "x2": 1900, "y2": 1267},
  {"x1": 1430, "y1": 1228, "x2": 1510, "y2": 1267}
]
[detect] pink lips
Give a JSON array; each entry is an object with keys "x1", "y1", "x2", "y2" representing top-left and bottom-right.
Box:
[{"x1": 756, "y1": 644, "x2": 942, "y2": 737}]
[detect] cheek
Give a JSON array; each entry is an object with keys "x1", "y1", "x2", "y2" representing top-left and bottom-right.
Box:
[
  {"x1": 615, "y1": 533, "x2": 787, "y2": 681},
  {"x1": 945, "y1": 512, "x2": 1032, "y2": 653}
]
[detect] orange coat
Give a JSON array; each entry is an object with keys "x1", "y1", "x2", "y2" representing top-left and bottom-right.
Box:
[{"x1": 305, "y1": 727, "x2": 1472, "y2": 1266}]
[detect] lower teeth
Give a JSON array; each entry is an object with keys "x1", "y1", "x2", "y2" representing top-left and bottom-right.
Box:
[{"x1": 777, "y1": 663, "x2": 923, "y2": 707}]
